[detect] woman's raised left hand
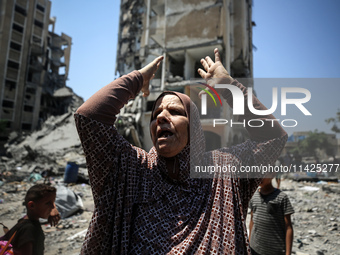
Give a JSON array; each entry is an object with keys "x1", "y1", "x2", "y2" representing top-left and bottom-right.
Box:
[{"x1": 198, "y1": 48, "x2": 233, "y2": 84}]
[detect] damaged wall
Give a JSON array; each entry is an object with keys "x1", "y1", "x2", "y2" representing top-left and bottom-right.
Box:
[
  {"x1": 0, "y1": 0, "x2": 79, "y2": 153},
  {"x1": 117, "y1": 0, "x2": 253, "y2": 77},
  {"x1": 162, "y1": 0, "x2": 223, "y2": 49},
  {"x1": 116, "y1": 0, "x2": 145, "y2": 74},
  {"x1": 116, "y1": 0, "x2": 254, "y2": 151}
]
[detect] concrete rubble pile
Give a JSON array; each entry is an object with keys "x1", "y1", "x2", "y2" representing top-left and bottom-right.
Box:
[
  {"x1": 1, "y1": 111, "x2": 85, "y2": 183},
  {"x1": 279, "y1": 180, "x2": 340, "y2": 255},
  {"x1": 0, "y1": 103, "x2": 95, "y2": 254}
]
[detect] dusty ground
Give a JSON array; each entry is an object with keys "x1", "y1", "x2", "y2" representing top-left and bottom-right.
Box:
[
  {"x1": 0, "y1": 178, "x2": 93, "y2": 255},
  {"x1": 1, "y1": 178, "x2": 339, "y2": 255}
]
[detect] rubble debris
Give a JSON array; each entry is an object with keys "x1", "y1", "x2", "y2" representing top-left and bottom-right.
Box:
[
  {"x1": 272, "y1": 179, "x2": 340, "y2": 255},
  {"x1": 1, "y1": 112, "x2": 84, "y2": 183},
  {"x1": 29, "y1": 173, "x2": 42, "y2": 182},
  {"x1": 55, "y1": 185, "x2": 84, "y2": 219},
  {"x1": 0, "y1": 91, "x2": 338, "y2": 255},
  {"x1": 286, "y1": 172, "x2": 339, "y2": 183},
  {"x1": 66, "y1": 229, "x2": 87, "y2": 241}
]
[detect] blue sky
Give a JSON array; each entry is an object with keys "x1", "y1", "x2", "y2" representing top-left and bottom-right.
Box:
[{"x1": 50, "y1": 0, "x2": 340, "y2": 137}]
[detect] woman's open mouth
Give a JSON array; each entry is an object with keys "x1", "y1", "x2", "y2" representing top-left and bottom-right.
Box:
[{"x1": 157, "y1": 129, "x2": 174, "y2": 139}]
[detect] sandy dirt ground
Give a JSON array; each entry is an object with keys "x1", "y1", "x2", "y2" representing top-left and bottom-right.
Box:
[{"x1": 1, "y1": 178, "x2": 339, "y2": 255}]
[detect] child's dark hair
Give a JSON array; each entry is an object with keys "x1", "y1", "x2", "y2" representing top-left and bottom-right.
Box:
[{"x1": 24, "y1": 184, "x2": 56, "y2": 206}]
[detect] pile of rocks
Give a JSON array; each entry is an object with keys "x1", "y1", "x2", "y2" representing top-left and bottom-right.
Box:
[
  {"x1": 1, "y1": 112, "x2": 86, "y2": 185},
  {"x1": 288, "y1": 181, "x2": 340, "y2": 255}
]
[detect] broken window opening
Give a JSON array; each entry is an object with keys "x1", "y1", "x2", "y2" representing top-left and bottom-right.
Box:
[
  {"x1": 29, "y1": 56, "x2": 36, "y2": 65},
  {"x1": 0, "y1": 120, "x2": 10, "y2": 133},
  {"x1": 59, "y1": 66, "x2": 66, "y2": 75},
  {"x1": 21, "y1": 123, "x2": 32, "y2": 130},
  {"x1": 169, "y1": 57, "x2": 184, "y2": 78},
  {"x1": 48, "y1": 23, "x2": 53, "y2": 32},
  {"x1": 40, "y1": 95, "x2": 45, "y2": 106},
  {"x1": 24, "y1": 105, "x2": 34, "y2": 112},
  {"x1": 27, "y1": 69, "x2": 41, "y2": 83},
  {"x1": 12, "y1": 23, "x2": 24, "y2": 33},
  {"x1": 5, "y1": 80, "x2": 16, "y2": 90},
  {"x1": 8, "y1": 60, "x2": 20, "y2": 70},
  {"x1": 27, "y1": 71, "x2": 33, "y2": 82},
  {"x1": 15, "y1": 5, "x2": 27, "y2": 16},
  {"x1": 29, "y1": 55, "x2": 43, "y2": 66},
  {"x1": 0, "y1": 135, "x2": 10, "y2": 141},
  {"x1": 2, "y1": 100, "x2": 14, "y2": 108},
  {"x1": 44, "y1": 50, "x2": 50, "y2": 70},
  {"x1": 34, "y1": 19, "x2": 43, "y2": 28},
  {"x1": 10, "y1": 41, "x2": 22, "y2": 51},
  {"x1": 36, "y1": 4, "x2": 45, "y2": 12}
]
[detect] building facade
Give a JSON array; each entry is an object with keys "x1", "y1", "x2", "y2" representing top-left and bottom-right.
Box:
[
  {"x1": 116, "y1": 0, "x2": 254, "y2": 151},
  {"x1": 0, "y1": 0, "x2": 72, "y2": 149}
]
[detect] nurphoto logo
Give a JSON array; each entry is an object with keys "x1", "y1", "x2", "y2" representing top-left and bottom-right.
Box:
[{"x1": 198, "y1": 82, "x2": 312, "y2": 128}]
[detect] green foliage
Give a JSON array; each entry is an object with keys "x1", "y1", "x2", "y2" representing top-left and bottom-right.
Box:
[
  {"x1": 290, "y1": 146, "x2": 300, "y2": 155},
  {"x1": 296, "y1": 131, "x2": 332, "y2": 156},
  {"x1": 325, "y1": 109, "x2": 340, "y2": 133}
]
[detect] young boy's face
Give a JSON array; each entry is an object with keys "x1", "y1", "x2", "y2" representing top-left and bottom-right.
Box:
[{"x1": 33, "y1": 192, "x2": 57, "y2": 219}]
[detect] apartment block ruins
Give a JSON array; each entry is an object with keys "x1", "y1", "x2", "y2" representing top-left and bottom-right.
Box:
[
  {"x1": 0, "y1": 0, "x2": 76, "y2": 151},
  {"x1": 116, "y1": 0, "x2": 254, "y2": 151}
]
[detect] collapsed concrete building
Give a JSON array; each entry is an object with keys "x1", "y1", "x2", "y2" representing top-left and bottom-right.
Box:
[
  {"x1": 0, "y1": 0, "x2": 82, "y2": 153},
  {"x1": 116, "y1": 0, "x2": 255, "y2": 151}
]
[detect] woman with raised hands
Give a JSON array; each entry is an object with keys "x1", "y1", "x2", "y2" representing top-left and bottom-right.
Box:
[{"x1": 75, "y1": 48, "x2": 287, "y2": 254}]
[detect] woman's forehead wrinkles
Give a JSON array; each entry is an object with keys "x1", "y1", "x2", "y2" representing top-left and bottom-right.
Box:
[
  {"x1": 155, "y1": 95, "x2": 183, "y2": 109},
  {"x1": 151, "y1": 91, "x2": 190, "y2": 123}
]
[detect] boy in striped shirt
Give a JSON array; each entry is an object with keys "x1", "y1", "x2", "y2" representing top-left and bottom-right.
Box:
[{"x1": 249, "y1": 175, "x2": 294, "y2": 255}]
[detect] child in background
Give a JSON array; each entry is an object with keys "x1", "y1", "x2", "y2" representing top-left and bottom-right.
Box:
[
  {"x1": 1, "y1": 184, "x2": 60, "y2": 255},
  {"x1": 249, "y1": 175, "x2": 294, "y2": 255}
]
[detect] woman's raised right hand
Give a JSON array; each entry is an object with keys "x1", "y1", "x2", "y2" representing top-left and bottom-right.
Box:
[{"x1": 138, "y1": 55, "x2": 164, "y2": 97}]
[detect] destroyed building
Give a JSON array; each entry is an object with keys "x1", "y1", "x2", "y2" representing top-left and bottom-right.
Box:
[
  {"x1": 116, "y1": 0, "x2": 255, "y2": 151},
  {"x1": 0, "y1": 0, "x2": 81, "y2": 153}
]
